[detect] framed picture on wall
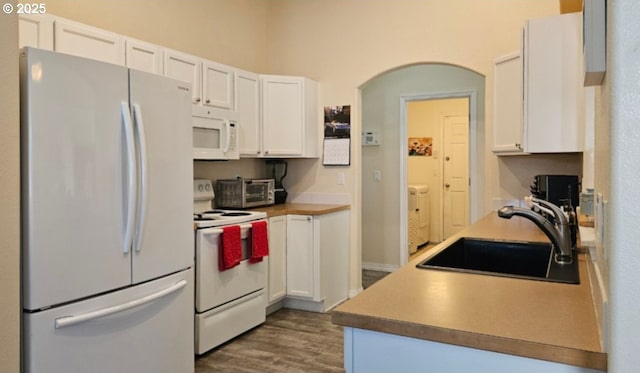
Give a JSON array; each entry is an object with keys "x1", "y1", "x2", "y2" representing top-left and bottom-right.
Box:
[{"x1": 408, "y1": 137, "x2": 433, "y2": 156}]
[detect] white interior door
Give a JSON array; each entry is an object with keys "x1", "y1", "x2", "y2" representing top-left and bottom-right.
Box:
[
  {"x1": 129, "y1": 70, "x2": 193, "y2": 284},
  {"x1": 443, "y1": 115, "x2": 469, "y2": 239}
]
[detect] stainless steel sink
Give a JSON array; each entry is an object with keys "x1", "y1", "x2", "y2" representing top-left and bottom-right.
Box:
[{"x1": 416, "y1": 237, "x2": 579, "y2": 284}]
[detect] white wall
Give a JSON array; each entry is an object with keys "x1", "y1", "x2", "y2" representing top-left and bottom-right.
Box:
[
  {"x1": 266, "y1": 0, "x2": 561, "y2": 281},
  {"x1": 0, "y1": 3, "x2": 21, "y2": 371}
]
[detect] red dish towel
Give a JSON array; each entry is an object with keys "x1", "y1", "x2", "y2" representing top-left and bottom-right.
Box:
[
  {"x1": 249, "y1": 221, "x2": 269, "y2": 263},
  {"x1": 219, "y1": 225, "x2": 241, "y2": 271}
]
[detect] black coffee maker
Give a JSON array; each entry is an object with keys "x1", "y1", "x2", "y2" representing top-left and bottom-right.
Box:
[{"x1": 266, "y1": 160, "x2": 288, "y2": 204}]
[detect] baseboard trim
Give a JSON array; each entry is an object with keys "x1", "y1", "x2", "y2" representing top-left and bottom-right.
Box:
[
  {"x1": 349, "y1": 287, "x2": 363, "y2": 298},
  {"x1": 362, "y1": 262, "x2": 398, "y2": 272}
]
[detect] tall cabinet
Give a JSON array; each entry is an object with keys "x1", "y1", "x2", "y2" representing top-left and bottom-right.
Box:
[
  {"x1": 492, "y1": 12, "x2": 583, "y2": 155},
  {"x1": 261, "y1": 75, "x2": 319, "y2": 158},
  {"x1": 523, "y1": 12, "x2": 583, "y2": 153},
  {"x1": 492, "y1": 52, "x2": 524, "y2": 154}
]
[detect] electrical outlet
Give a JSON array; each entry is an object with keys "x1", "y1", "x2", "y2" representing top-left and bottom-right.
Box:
[{"x1": 337, "y1": 172, "x2": 345, "y2": 185}]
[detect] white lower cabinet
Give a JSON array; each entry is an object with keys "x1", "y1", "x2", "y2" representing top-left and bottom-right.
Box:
[
  {"x1": 267, "y1": 215, "x2": 287, "y2": 304},
  {"x1": 344, "y1": 327, "x2": 604, "y2": 373},
  {"x1": 284, "y1": 211, "x2": 349, "y2": 313}
]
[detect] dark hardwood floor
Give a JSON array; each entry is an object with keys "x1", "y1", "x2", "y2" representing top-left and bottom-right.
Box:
[
  {"x1": 195, "y1": 308, "x2": 345, "y2": 373},
  {"x1": 195, "y1": 268, "x2": 395, "y2": 372}
]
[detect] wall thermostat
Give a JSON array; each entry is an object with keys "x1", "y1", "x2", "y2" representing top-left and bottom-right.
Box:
[{"x1": 362, "y1": 130, "x2": 381, "y2": 146}]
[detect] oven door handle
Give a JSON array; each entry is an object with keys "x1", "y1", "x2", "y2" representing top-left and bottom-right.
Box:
[{"x1": 201, "y1": 222, "x2": 264, "y2": 236}]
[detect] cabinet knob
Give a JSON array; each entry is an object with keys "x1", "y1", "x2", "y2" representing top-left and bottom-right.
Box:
[
  {"x1": 306, "y1": 217, "x2": 312, "y2": 222},
  {"x1": 205, "y1": 99, "x2": 211, "y2": 104},
  {"x1": 445, "y1": 156, "x2": 450, "y2": 161},
  {"x1": 515, "y1": 143, "x2": 522, "y2": 150},
  {"x1": 445, "y1": 183, "x2": 451, "y2": 188},
  {"x1": 195, "y1": 98, "x2": 201, "y2": 103}
]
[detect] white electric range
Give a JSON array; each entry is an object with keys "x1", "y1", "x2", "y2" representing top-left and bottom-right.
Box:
[{"x1": 192, "y1": 179, "x2": 268, "y2": 354}]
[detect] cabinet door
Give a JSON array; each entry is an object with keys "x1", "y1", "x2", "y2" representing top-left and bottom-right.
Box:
[
  {"x1": 492, "y1": 51, "x2": 525, "y2": 154},
  {"x1": 236, "y1": 69, "x2": 261, "y2": 157},
  {"x1": 524, "y1": 13, "x2": 583, "y2": 153},
  {"x1": 203, "y1": 60, "x2": 234, "y2": 109},
  {"x1": 286, "y1": 215, "x2": 315, "y2": 299},
  {"x1": 163, "y1": 48, "x2": 202, "y2": 104},
  {"x1": 54, "y1": 18, "x2": 125, "y2": 65},
  {"x1": 19, "y1": 14, "x2": 54, "y2": 50},
  {"x1": 126, "y1": 38, "x2": 163, "y2": 74},
  {"x1": 261, "y1": 76, "x2": 304, "y2": 156},
  {"x1": 267, "y1": 215, "x2": 287, "y2": 304}
]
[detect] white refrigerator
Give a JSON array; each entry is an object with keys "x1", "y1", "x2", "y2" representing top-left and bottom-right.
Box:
[{"x1": 21, "y1": 47, "x2": 194, "y2": 373}]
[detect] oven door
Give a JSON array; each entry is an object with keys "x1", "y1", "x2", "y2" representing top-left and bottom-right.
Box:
[
  {"x1": 195, "y1": 221, "x2": 267, "y2": 313},
  {"x1": 192, "y1": 106, "x2": 239, "y2": 160}
]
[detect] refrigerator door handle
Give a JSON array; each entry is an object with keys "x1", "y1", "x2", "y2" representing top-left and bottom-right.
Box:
[
  {"x1": 121, "y1": 102, "x2": 136, "y2": 254},
  {"x1": 54, "y1": 279, "x2": 187, "y2": 329},
  {"x1": 132, "y1": 103, "x2": 148, "y2": 253}
]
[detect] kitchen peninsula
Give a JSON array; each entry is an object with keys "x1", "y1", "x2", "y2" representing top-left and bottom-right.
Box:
[{"x1": 332, "y1": 213, "x2": 606, "y2": 373}]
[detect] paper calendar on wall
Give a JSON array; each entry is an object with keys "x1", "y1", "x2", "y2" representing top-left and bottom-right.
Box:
[{"x1": 323, "y1": 138, "x2": 350, "y2": 166}]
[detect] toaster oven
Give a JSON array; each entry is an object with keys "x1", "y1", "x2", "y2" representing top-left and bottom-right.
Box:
[{"x1": 215, "y1": 179, "x2": 275, "y2": 209}]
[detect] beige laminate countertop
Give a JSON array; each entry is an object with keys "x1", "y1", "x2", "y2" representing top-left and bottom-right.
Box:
[
  {"x1": 252, "y1": 203, "x2": 350, "y2": 217},
  {"x1": 332, "y1": 213, "x2": 607, "y2": 371}
]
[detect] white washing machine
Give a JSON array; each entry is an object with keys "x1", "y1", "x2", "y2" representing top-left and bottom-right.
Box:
[{"x1": 408, "y1": 185, "x2": 431, "y2": 254}]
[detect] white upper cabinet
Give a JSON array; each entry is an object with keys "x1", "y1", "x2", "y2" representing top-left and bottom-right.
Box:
[
  {"x1": 523, "y1": 12, "x2": 583, "y2": 153},
  {"x1": 125, "y1": 38, "x2": 163, "y2": 74},
  {"x1": 203, "y1": 60, "x2": 234, "y2": 109},
  {"x1": 235, "y1": 69, "x2": 261, "y2": 157},
  {"x1": 54, "y1": 18, "x2": 125, "y2": 65},
  {"x1": 261, "y1": 75, "x2": 319, "y2": 158},
  {"x1": 163, "y1": 48, "x2": 202, "y2": 104},
  {"x1": 492, "y1": 51, "x2": 524, "y2": 155},
  {"x1": 19, "y1": 14, "x2": 54, "y2": 50}
]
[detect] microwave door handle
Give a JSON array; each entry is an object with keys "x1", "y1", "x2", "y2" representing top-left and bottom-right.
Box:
[{"x1": 223, "y1": 120, "x2": 231, "y2": 153}]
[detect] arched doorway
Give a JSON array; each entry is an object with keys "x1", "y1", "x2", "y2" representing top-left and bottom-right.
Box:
[{"x1": 360, "y1": 63, "x2": 485, "y2": 273}]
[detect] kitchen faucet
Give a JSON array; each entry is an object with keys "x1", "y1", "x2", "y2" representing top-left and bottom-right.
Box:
[{"x1": 498, "y1": 197, "x2": 573, "y2": 264}]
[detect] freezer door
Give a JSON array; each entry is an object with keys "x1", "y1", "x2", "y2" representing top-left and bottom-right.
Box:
[
  {"x1": 21, "y1": 48, "x2": 132, "y2": 310},
  {"x1": 23, "y1": 269, "x2": 194, "y2": 373},
  {"x1": 128, "y1": 70, "x2": 193, "y2": 283}
]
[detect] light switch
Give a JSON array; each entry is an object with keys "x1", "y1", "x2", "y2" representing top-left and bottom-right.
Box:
[{"x1": 374, "y1": 170, "x2": 381, "y2": 181}]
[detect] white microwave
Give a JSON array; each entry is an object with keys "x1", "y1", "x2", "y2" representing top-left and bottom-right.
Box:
[{"x1": 192, "y1": 106, "x2": 239, "y2": 160}]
